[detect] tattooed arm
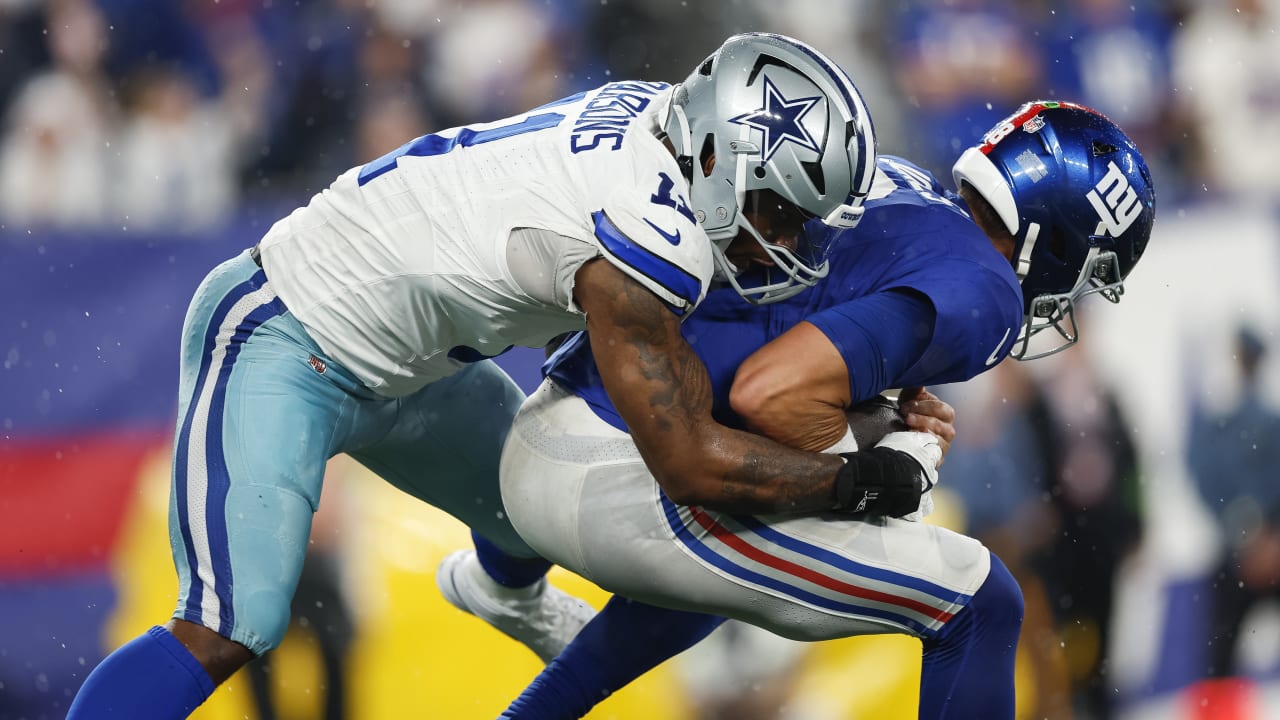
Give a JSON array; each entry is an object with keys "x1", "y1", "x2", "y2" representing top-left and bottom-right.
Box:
[{"x1": 573, "y1": 258, "x2": 846, "y2": 515}]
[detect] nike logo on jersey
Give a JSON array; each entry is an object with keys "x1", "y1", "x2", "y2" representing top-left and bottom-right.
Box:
[
  {"x1": 986, "y1": 327, "x2": 1013, "y2": 366},
  {"x1": 644, "y1": 218, "x2": 682, "y2": 245}
]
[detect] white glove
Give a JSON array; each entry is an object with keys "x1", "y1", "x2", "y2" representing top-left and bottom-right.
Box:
[{"x1": 874, "y1": 431, "x2": 941, "y2": 521}]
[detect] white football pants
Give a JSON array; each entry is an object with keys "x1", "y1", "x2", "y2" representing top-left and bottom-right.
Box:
[{"x1": 501, "y1": 379, "x2": 992, "y2": 642}]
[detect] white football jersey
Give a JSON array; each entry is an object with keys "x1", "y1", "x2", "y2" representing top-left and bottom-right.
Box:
[{"x1": 257, "y1": 82, "x2": 714, "y2": 397}]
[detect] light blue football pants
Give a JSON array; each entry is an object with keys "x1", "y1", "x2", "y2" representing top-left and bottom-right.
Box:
[{"x1": 169, "y1": 249, "x2": 535, "y2": 655}]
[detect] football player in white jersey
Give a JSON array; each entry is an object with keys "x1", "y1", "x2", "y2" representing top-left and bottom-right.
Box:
[
  {"x1": 453, "y1": 101, "x2": 1156, "y2": 719},
  {"x1": 67, "y1": 33, "x2": 882, "y2": 718}
]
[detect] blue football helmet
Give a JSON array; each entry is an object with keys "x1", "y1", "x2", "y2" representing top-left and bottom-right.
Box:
[
  {"x1": 661, "y1": 32, "x2": 877, "y2": 304},
  {"x1": 952, "y1": 101, "x2": 1155, "y2": 359}
]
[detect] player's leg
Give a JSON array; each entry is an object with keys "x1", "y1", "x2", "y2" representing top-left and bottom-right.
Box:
[
  {"x1": 495, "y1": 380, "x2": 998, "y2": 717},
  {"x1": 917, "y1": 552, "x2": 1023, "y2": 720},
  {"x1": 503, "y1": 382, "x2": 989, "y2": 640},
  {"x1": 501, "y1": 598, "x2": 726, "y2": 719},
  {"x1": 353, "y1": 360, "x2": 594, "y2": 662},
  {"x1": 68, "y1": 252, "x2": 356, "y2": 718},
  {"x1": 1206, "y1": 553, "x2": 1254, "y2": 677},
  {"x1": 486, "y1": 383, "x2": 787, "y2": 717}
]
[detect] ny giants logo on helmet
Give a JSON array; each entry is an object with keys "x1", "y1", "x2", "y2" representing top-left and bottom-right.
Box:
[{"x1": 1086, "y1": 162, "x2": 1142, "y2": 237}]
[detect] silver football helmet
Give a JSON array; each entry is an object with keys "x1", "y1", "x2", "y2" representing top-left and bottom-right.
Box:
[{"x1": 661, "y1": 32, "x2": 877, "y2": 304}]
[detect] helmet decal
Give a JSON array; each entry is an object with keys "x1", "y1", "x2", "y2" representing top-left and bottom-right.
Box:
[
  {"x1": 728, "y1": 76, "x2": 823, "y2": 165},
  {"x1": 1086, "y1": 161, "x2": 1143, "y2": 237},
  {"x1": 1013, "y1": 148, "x2": 1048, "y2": 183}
]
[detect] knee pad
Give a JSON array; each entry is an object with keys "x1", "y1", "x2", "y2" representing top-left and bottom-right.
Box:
[
  {"x1": 216, "y1": 484, "x2": 314, "y2": 654},
  {"x1": 927, "y1": 551, "x2": 1024, "y2": 657},
  {"x1": 233, "y1": 588, "x2": 294, "y2": 654},
  {"x1": 977, "y1": 552, "x2": 1024, "y2": 636}
]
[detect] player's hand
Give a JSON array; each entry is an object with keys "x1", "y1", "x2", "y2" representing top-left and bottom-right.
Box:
[{"x1": 897, "y1": 386, "x2": 954, "y2": 465}]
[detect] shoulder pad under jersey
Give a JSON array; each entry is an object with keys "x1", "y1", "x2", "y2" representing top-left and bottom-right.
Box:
[{"x1": 590, "y1": 132, "x2": 714, "y2": 315}]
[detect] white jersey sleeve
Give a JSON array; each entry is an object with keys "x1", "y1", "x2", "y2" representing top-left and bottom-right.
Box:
[{"x1": 574, "y1": 86, "x2": 715, "y2": 314}]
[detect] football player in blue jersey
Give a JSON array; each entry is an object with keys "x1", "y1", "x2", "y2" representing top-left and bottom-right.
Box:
[
  {"x1": 440, "y1": 100, "x2": 1157, "y2": 719},
  {"x1": 67, "y1": 33, "x2": 893, "y2": 719}
]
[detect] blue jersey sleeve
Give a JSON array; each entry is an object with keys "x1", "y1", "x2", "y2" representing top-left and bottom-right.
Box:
[
  {"x1": 805, "y1": 288, "x2": 936, "y2": 404},
  {"x1": 893, "y1": 261, "x2": 1023, "y2": 387}
]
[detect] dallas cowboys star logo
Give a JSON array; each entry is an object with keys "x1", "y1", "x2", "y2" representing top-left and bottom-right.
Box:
[{"x1": 729, "y1": 75, "x2": 823, "y2": 164}]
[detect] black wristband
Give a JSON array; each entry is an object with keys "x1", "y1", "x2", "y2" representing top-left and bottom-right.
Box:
[{"x1": 833, "y1": 446, "x2": 923, "y2": 518}]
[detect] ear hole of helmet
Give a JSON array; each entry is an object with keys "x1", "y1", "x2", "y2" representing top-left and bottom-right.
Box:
[
  {"x1": 1046, "y1": 228, "x2": 1068, "y2": 263},
  {"x1": 801, "y1": 160, "x2": 824, "y2": 193},
  {"x1": 699, "y1": 133, "x2": 716, "y2": 178}
]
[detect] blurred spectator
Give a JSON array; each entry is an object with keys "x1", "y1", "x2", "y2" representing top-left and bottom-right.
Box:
[
  {"x1": 1035, "y1": 0, "x2": 1183, "y2": 200},
  {"x1": 939, "y1": 360, "x2": 1074, "y2": 719},
  {"x1": 887, "y1": 0, "x2": 1044, "y2": 178},
  {"x1": 107, "y1": 6, "x2": 273, "y2": 231},
  {"x1": 0, "y1": 0, "x2": 113, "y2": 228},
  {"x1": 349, "y1": 21, "x2": 436, "y2": 171},
  {"x1": 347, "y1": 16, "x2": 436, "y2": 169},
  {"x1": 582, "y1": 0, "x2": 758, "y2": 89},
  {"x1": 111, "y1": 66, "x2": 242, "y2": 231},
  {"x1": 418, "y1": 0, "x2": 570, "y2": 127},
  {"x1": 1033, "y1": 339, "x2": 1144, "y2": 720},
  {"x1": 93, "y1": 0, "x2": 219, "y2": 97},
  {"x1": 1187, "y1": 325, "x2": 1280, "y2": 679},
  {"x1": 1172, "y1": 0, "x2": 1280, "y2": 202},
  {"x1": 203, "y1": 14, "x2": 273, "y2": 170},
  {"x1": 745, "y1": 1, "x2": 910, "y2": 160},
  {"x1": 225, "y1": 0, "x2": 368, "y2": 200},
  {"x1": 0, "y1": 0, "x2": 48, "y2": 119},
  {"x1": 353, "y1": 89, "x2": 433, "y2": 167}
]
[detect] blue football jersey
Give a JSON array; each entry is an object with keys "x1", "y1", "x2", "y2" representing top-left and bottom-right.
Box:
[{"x1": 546, "y1": 155, "x2": 1024, "y2": 431}]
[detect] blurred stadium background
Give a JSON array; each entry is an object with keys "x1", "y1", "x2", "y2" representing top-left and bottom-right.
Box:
[{"x1": 2, "y1": 0, "x2": 1279, "y2": 718}]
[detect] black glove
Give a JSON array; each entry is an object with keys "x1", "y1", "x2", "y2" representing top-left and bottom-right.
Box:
[{"x1": 833, "y1": 446, "x2": 923, "y2": 518}]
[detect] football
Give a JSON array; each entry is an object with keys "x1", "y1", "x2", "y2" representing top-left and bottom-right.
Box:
[{"x1": 846, "y1": 394, "x2": 908, "y2": 450}]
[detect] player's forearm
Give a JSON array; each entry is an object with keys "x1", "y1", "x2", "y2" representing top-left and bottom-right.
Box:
[
  {"x1": 645, "y1": 424, "x2": 931, "y2": 519},
  {"x1": 580, "y1": 263, "x2": 871, "y2": 515},
  {"x1": 644, "y1": 426, "x2": 847, "y2": 514},
  {"x1": 615, "y1": 348, "x2": 850, "y2": 513}
]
